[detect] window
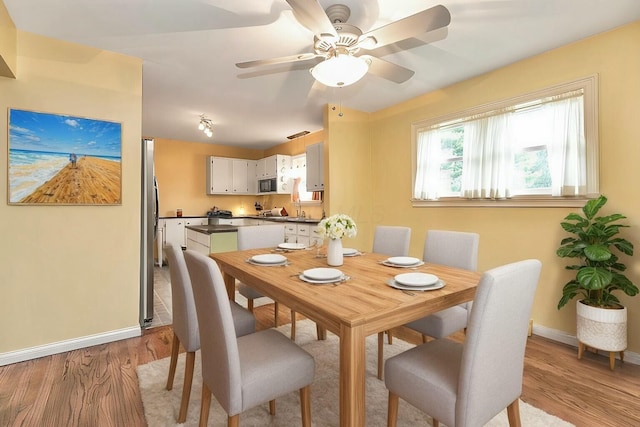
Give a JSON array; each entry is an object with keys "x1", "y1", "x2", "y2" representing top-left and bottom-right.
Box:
[
  {"x1": 290, "y1": 154, "x2": 314, "y2": 202},
  {"x1": 412, "y1": 76, "x2": 599, "y2": 207}
]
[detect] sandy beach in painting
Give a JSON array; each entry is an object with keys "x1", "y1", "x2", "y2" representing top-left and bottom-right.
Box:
[{"x1": 19, "y1": 156, "x2": 121, "y2": 204}]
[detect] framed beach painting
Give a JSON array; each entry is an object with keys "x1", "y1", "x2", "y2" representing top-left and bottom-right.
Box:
[{"x1": 7, "y1": 108, "x2": 122, "y2": 205}]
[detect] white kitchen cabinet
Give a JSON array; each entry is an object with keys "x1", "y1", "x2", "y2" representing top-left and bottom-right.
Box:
[
  {"x1": 306, "y1": 142, "x2": 324, "y2": 191},
  {"x1": 157, "y1": 217, "x2": 207, "y2": 265},
  {"x1": 256, "y1": 154, "x2": 291, "y2": 180},
  {"x1": 284, "y1": 222, "x2": 322, "y2": 247},
  {"x1": 256, "y1": 155, "x2": 278, "y2": 179},
  {"x1": 232, "y1": 159, "x2": 249, "y2": 193},
  {"x1": 207, "y1": 156, "x2": 232, "y2": 194},
  {"x1": 207, "y1": 156, "x2": 256, "y2": 195},
  {"x1": 247, "y1": 160, "x2": 258, "y2": 194}
]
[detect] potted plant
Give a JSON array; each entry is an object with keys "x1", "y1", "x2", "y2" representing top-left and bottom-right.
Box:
[{"x1": 556, "y1": 195, "x2": 638, "y2": 369}]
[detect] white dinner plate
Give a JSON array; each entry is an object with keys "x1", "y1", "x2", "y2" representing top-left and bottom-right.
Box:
[
  {"x1": 394, "y1": 272, "x2": 439, "y2": 287},
  {"x1": 278, "y1": 242, "x2": 307, "y2": 250},
  {"x1": 343, "y1": 247, "x2": 359, "y2": 256},
  {"x1": 303, "y1": 267, "x2": 343, "y2": 281},
  {"x1": 386, "y1": 279, "x2": 445, "y2": 291},
  {"x1": 381, "y1": 260, "x2": 424, "y2": 268},
  {"x1": 250, "y1": 254, "x2": 287, "y2": 264},
  {"x1": 299, "y1": 274, "x2": 348, "y2": 284},
  {"x1": 386, "y1": 256, "x2": 422, "y2": 266}
]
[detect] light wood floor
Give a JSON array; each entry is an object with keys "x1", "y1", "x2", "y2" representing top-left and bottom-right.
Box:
[{"x1": 1, "y1": 304, "x2": 639, "y2": 426}]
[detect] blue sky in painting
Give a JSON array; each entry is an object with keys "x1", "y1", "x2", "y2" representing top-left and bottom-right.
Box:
[{"x1": 9, "y1": 109, "x2": 121, "y2": 158}]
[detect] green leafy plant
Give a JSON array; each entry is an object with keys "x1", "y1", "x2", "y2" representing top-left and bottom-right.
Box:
[{"x1": 557, "y1": 195, "x2": 638, "y2": 309}]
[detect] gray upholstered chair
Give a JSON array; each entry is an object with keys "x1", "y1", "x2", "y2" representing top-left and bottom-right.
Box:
[
  {"x1": 236, "y1": 224, "x2": 302, "y2": 338},
  {"x1": 405, "y1": 230, "x2": 480, "y2": 341},
  {"x1": 164, "y1": 244, "x2": 255, "y2": 423},
  {"x1": 385, "y1": 259, "x2": 542, "y2": 427},
  {"x1": 372, "y1": 225, "x2": 411, "y2": 258},
  {"x1": 378, "y1": 230, "x2": 479, "y2": 380},
  {"x1": 183, "y1": 250, "x2": 315, "y2": 427},
  {"x1": 373, "y1": 225, "x2": 412, "y2": 379}
]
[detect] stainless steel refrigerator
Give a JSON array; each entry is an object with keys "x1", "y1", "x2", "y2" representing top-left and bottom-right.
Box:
[{"x1": 140, "y1": 138, "x2": 158, "y2": 328}]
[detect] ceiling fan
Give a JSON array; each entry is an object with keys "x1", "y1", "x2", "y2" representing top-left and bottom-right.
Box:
[{"x1": 236, "y1": 0, "x2": 451, "y2": 87}]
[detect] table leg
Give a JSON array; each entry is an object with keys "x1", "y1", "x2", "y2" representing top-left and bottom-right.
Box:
[
  {"x1": 221, "y1": 271, "x2": 235, "y2": 301},
  {"x1": 339, "y1": 323, "x2": 366, "y2": 427}
]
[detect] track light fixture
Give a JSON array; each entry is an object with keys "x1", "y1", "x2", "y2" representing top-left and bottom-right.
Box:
[{"x1": 198, "y1": 114, "x2": 213, "y2": 138}]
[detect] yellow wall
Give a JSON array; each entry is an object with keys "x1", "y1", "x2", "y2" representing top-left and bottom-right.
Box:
[
  {"x1": 324, "y1": 105, "x2": 374, "y2": 250},
  {"x1": 366, "y1": 22, "x2": 640, "y2": 353},
  {"x1": 0, "y1": 31, "x2": 142, "y2": 352}
]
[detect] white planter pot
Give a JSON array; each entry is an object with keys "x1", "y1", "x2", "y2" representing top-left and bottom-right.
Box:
[{"x1": 576, "y1": 300, "x2": 627, "y2": 352}]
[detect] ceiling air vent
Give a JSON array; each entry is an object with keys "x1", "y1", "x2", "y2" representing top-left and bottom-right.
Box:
[{"x1": 287, "y1": 130, "x2": 310, "y2": 140}]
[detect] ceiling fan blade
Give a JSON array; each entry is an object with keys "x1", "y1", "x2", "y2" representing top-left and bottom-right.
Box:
[
  {"x1": 360, "y1": 55, "x2": 415, "y2": 83},
  {"x1": 236, "y1": 53, "x2": 320, "y2": 69},
  {"x1": 286, "y1": 0, "x2": 338, "y2": 37},
  {"x1": 359, "y1": 4, "x2": 451, "y2": 50}
]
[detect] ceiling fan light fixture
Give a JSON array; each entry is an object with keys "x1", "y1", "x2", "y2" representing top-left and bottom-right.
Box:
[{"x1": 311, "y1": 54, "x2": 369, "y2": 87}]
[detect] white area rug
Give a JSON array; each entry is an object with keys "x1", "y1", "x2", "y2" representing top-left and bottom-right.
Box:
[{"x1": 137, "y1": 319, "x2": 573, "y2": 427}]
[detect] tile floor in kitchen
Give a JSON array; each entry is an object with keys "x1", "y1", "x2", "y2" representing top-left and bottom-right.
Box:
[
  {"x1": 149, "y1": 262, "x2": 265, "y2": 329},
  {"x1": 151, "y1": 265, "x2": 173, "y2": 328}
]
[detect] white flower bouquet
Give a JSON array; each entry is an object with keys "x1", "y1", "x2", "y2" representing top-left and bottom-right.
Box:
[{"x1": 317, "y1": 213, "x2": 357, "y2": 240}]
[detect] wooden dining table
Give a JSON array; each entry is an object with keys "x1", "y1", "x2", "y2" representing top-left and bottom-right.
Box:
[{"x1": 210, "y1": 247, "x2": 481, "y2": 427}]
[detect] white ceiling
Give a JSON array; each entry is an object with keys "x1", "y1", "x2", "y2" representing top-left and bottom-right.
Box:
[{"x1": 5, "y1": 0, "x2": 640, "y2": 149}]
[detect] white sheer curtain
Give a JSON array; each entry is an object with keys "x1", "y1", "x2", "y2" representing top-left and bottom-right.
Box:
[
  {"x1": 547, "y1": 96, "x2": 586, "y2": 196},
  {"x1": 413, "y1": 129, "x2": 442, "y2": 200},
  {"x1": 413, "y1": 92, "x2": 586, "y2": 201},
  {"x1": 461, "y1": 114, "x2": 512, "y2": 199}
]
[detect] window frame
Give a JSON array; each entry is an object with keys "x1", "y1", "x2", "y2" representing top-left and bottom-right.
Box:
[{"x1": 411, "y1": 75, "x2": 599, "y2": 208}]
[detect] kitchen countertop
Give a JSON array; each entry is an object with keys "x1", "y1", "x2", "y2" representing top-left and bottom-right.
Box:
[
  {"x1": 185, "y1": 224, "x2": 238, "y2": 234},
  {"x1": 245, "y1": 216, "x2": 321, "y2": 224},
  {"x1": 186, "y1": 216, "x2": 321, "y2": 235}
]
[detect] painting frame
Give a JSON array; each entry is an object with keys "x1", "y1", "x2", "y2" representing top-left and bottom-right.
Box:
[{"x1": 7, "y1": 108, "x2": 122, "y2": 206}]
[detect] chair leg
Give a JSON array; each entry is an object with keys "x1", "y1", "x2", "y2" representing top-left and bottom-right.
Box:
[
  {"x1": 178, "y1": 351, "x2": 196, "y2": 423},
  {"x1": 506, "y1": 398, "x2": 522, "y2": 427},
  {"x1": 300, "y1": 385, "x2": 311, "y2": 427},
  {"x1": 377, "y1": 332, "x2": 384, "y2": 380},
  {"x1": 433, "y1": 419, "x2": 439, "y2": 427},
  {"x1": 199, "y1": 383, "x2": 212, "y2": 427},
  {"x1": 269, "y1": 399, "x2": 276, "y2": 415},
  {"x1": 316, "y1": 324, "x2": 327, "y2": 340},
  {"x1": 291, "y1": 310, "x2": 296, "y2": 340},
  {"x1": 228, "y1": 414, "x2": 239, "y2": 427},
  {"x1": 247, "y1": 298, "x2": 255, "y2": 312},
  {"x1": 387, "y1": 391, "x2": 399, "y2": 427},
  {"x1": 387, "y1": 329, "x2": 393, "y2": 344},
  {"x1": 166, "y1": 333, "x2": 180, "y2": 390},
  {"x1": 274, "y1": 301, "x2": 279, "y2": 326}
]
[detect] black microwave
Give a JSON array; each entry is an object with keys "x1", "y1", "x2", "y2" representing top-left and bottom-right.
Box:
[{"x1": 259, "y1": 177, "x2": 277, "y2": 193}]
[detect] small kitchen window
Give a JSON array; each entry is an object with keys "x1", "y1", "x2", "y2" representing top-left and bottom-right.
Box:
[{"x1": 290, "y1": 154, "x2": 315, "y2": 203}]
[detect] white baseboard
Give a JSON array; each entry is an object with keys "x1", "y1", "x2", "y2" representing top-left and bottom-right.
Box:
[
  {"x1": 532, "y1": 324, "x2": 640, "y2": 365},
  {"x1": 0, "y1": 326, "x2": 141, "y2": 366}
]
